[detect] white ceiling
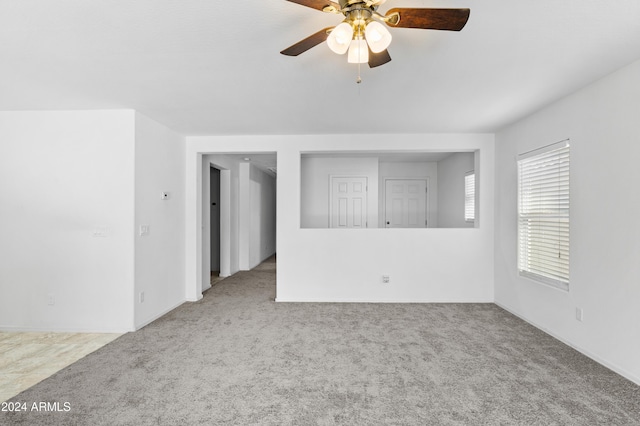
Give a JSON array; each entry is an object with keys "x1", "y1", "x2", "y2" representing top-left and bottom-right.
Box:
[
  {"x1": 1, "y1": 0, "x2": 639, "y2": 136},
  {"x1": 215, "y1": 153, "x2": 279, "y2": 176}
]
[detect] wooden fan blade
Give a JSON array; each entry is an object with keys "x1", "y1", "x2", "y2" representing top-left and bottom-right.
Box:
[
  {"x1": 385, "y1": 8, "x2": 470, "y2": 31},
  {"x1": 368, "y1": 48, "x2": 391, "y2": 68},
  {"x1": 280, "y1": 27, "x2": 333, "y2": 56},
  {"x1": 285, "y1": 0, "x2": 340, "y2": 12}
]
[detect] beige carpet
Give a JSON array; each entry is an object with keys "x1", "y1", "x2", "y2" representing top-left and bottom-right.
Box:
[
  {"x1": 2, "y1": 256, "x2": 639, "y2": 425},
  {"x1": 210, "y1": 270, "x2": 225, "y2": 287}
]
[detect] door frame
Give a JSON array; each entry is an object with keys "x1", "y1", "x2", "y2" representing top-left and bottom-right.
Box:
[
  {"x1": 209, "y1": 166, "x2": 222, "y2": 275},
  {"x1": 383, "y1": 177, "x2": 430, "y2": 228},
  {"x1": 204, "y1": 160, "x2": 232, "y2": 287}
]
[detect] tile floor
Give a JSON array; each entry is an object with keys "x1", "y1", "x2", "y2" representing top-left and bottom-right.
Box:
[{"x1": 0, "y1": 332, "x2": 122, "y2": 402}]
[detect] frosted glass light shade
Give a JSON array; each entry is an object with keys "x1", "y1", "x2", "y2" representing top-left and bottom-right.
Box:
[
  {"x1": 365, "y1": 21, "x2": 392, "y2": 53},
  {"x1": 347, "y1": 39, "x2": 369, "y2": 64},
  {"x1": 327, "y1": 22, "x2": 353, "y2": 55}
]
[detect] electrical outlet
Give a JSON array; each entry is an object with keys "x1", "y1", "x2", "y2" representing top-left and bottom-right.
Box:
[
  {"x1": 575, "y1": 307, "x2": 583, "y2": 322},
  {"x1": 382, "y1": 275, "x2": 390, "y2": 284},
  {"x1": 139, "y1": 292, "x2": 145, "y2": 303},
  {"x1": 47, "y1": 294, "x2": 55, "y2": 306},
  {"x1": 92, "y1": 226, "x2": 108, "y2": 237},
  {"x1": 139, "y1": 225, "x2": 150, "y2": 237}
]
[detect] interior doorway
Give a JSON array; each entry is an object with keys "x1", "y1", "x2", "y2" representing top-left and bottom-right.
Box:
[
  {"x1": 200, "y1": 153, "x2": 277, "y2": 295},
  {"x1": 202, "y1": 161, "x2": 231, "y2": 293},
  {"x1": 210, "y1": 166, "x2": 221, "y2": 284}
]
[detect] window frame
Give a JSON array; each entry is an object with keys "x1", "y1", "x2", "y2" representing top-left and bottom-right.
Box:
[
  {"x1": 464, "y1": 171, "x2": 475, "y2": 223},
  {"x1": 517, "y1": 140, "x2": 570, "y2": 291}
]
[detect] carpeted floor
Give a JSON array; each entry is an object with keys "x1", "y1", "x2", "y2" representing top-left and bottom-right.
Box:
[{"x1": 2, "y1": 256, "x2": 639, "y2": 425}]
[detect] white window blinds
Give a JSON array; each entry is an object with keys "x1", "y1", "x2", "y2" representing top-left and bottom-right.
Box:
[
  {"x1": 464, "y1": 172, "x2": 475, "y2": 222},
  {"x1": 517, "y1": 142, "x2": 570, "y2": 290}
]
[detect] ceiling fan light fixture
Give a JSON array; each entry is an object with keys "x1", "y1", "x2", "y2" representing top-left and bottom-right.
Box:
[
  {"x1": 364, "y1": 21, "x2": 392, "y2": 53},
  {"x1": 327, "y1": 22, "x2": 353, "y2": 54},
  {"x1": 281, "y1": 0, "x2": 470, "y2": 76},
  {"x1": 347, "y1": 38, "x2": 369, "y2": 64}
]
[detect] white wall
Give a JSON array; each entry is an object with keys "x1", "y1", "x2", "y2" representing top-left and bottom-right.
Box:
[
  {"x1": 301, "y1": 158, "x2": 439, "y2": 228},
  {"x1": 134, "y1": 112, "x2": 186, "y2": 329},
  {"x1": 494, "y1": 59, "x2": 640, "y2": 384},
  {"x1": 250, "y1": 165, "x2": 277, "y2": 268},
  {"x1": 186, "y1": 134, "x2": 494, "y2": 304},
  {"x1": 437, "y1": 152, "x2": 475, "y2": 228},
  {"x1": 301, "y1": 156, "x2": 379, "y2": 228},
  {"x1": 0, "y1": 110, "x2": 135, "y2": 332},
  {"x1": 378, "y1": 161, "x2": 438, "y2": 228}
]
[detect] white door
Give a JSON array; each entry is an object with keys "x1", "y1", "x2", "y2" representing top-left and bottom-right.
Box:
[
  {"x1": 330, "y1": 176, "x2": 368, "y2": 228},
  {"x1": 385, "y1": 179, "x2": 427, "y2": 228}
]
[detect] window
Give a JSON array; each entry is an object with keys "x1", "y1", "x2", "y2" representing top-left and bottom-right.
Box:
[
  {"x1": 300, "y1": 151, "x2": 479, "y2": 229},
  {"x1": 464, "y1": 171, "x2": 475, "y2": 222},
  {"x1": 517, "y1": 141, "x2": 570, "y2": 290}
]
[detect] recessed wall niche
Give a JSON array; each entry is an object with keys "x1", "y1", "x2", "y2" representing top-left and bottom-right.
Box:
[{"x1": 300, "y1": 151, "x2": 479, "y2": 229}]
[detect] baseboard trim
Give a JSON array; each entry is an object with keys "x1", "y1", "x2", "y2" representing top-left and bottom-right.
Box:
[
  {"x1": 495, "y1": 302, "x2": 640, "y2": 387},
  {"x1": 134, "y1": 299, "x2": 186, "y2": 331},
  {"x1": 0, "y1": 325, "x2": 133, "y2": 333},
  {"x1": 185, "y1": 293, "x2": 203, "y2": 302},
  {"x1": 275, "y1": 298, "x2": 494, "y2": 304}
]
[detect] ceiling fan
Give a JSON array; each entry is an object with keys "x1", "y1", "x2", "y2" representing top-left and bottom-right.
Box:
[{"x1": 280, "y1": 0, "x2": 470, "y2": 70}]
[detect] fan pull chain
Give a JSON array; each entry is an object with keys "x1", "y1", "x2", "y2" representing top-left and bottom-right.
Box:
[{"x1": 356, "y1": 61, "x2": 362, "y2": 84}]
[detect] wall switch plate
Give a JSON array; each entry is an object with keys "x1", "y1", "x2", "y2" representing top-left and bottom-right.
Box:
[
  {"x1": 139, "y1": 292, "x2": 145, "y2": 303},
  {"x1": 382, "y1": 275, "x2": 390, "y2": 284},
  {"x1": 139, "y1": 225, "x2": 150, "y2": 237},
  {"x1": 161, "y1": 191, "x2": 170, "y2": 200},
  {"x1": 92, "y1": 226, "x2": 108, "y2": 237},
  {"x1": 575, "y1": 307, "x2": 583, "y2": 322}
]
